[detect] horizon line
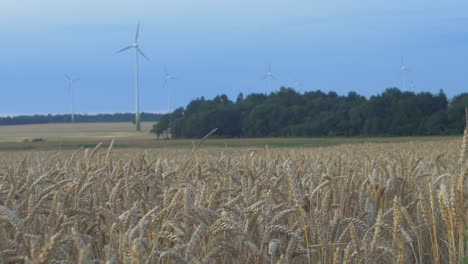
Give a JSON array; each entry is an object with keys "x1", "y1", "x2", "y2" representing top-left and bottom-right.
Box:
[{"x1": 0, "y1": 110, "x2": 169, "y2": 118}]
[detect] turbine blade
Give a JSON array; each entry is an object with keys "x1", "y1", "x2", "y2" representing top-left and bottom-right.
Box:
[
  {"x1": 65, "y1": 74, "x2": 71, "y2": 81},
  {"x1": 138, "y1": 48, "x2": 150, "y2": 61},
  {"x1": 116, "y1": 46, "x2": 133, "y2": 54},
  {"x1": 135, "y1": 22, "x2": 140, "y2": 42}
]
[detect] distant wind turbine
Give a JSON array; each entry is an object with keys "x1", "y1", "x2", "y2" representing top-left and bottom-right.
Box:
[
  {"x1": 400, "y1": 57, "x2": 409, "y2": 91},
  {"x1": 293, "y1": 80, "x2": 302, "y2": 89},
  {"x1": 65, "y1": 74, "x2": 79, "y2": 123},
  {"x1": 263, "y1": 64, "x2": 277, "y2": 92},
  {"x1": 116, "y1": 22, "x2": 150, "y2": 132},
  {"x1": 164, "y1": 66, "x2": 176, "y2": 113}
]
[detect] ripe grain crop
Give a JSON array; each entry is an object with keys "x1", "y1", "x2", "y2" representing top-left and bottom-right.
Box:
[{"x1": 0, "y1": 131, "x2": 466, "y2": 263}]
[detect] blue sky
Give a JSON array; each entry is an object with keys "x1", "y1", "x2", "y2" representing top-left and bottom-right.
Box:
[{"x1": 1, "y1": 1, "x2": 467, "y2": 115}]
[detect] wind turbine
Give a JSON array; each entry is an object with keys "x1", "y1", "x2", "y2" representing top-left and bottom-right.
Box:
[
  {"x1": 293, "y1": 80, "x2": 302, "y2": 89},
  {"x1": 65, "y1": 74, "x2": 79, "y2": 123},
  {"x1": 263, "y1": 64, "x2": 277, "y2": 92},
  {"x1": 164, "y1": 66, "x2": 176, "y2": 113},
  {"x1": 116, "y1": 22, "x2": 150, "y2": 132},
  {"x1": 400, "y1": 57, "x2": 409, "y2": 91}
]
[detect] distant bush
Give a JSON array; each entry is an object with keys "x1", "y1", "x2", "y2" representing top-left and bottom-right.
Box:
[
  {"x1": 0, "y1": 112, "x2": 161, "y2": 126},
  {"x1": 80, "y1": 144, "x2": 98, "y2": 148},
  {"x1": 31, "y1": 138, "x2": 45, "y2": 142}
]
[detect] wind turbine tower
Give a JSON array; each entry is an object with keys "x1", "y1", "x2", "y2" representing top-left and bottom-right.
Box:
[
  {"x1": 66, "y1": 75, "x2": 79, "y2": 123},
  {"x1": 263, "y1": 64, "x2": 276, "y2": 92},
  {"x1": 117, "y1": 22, "x2": 150, "y2": 132},
  {"x1": 164, "y1": 66, "x2": 176, "y2": 113}
]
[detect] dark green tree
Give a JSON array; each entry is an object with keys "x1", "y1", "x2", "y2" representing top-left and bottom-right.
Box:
[{"x1": 149, "y1": 87, "x2": 462, "y2": 139}]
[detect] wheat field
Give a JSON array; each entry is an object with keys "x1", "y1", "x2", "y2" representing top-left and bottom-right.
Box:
[
  {"x1": 0, "y1": 131, "x2": 467, "y2": 263},
  {"x1": 0, "y1": 122, "x2": 155, "y2": 143}
]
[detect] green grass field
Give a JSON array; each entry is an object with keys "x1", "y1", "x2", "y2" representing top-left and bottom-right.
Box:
[{"x1": 0, "y1": 122, "x2": 458, "y2": 151}]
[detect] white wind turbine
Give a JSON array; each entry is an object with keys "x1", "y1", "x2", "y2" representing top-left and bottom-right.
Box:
[
  {"x1": 65, "y1": 74, "x2": 79, "y2": 123},
  {"x1": 293, "y1": 80, "x2": 302, "y2": 89},
  {"x1": 263, "y1": 64, "x2": 277, "y2": 92},
  {"x1": 164, "y1": 66, "x2": 176, "y2": 113},
  {"x1": 400, "y1": 57, "x2": 409, "y2": 91},
  {"x1": 116, "y1": 22, "x2": 150, "y2": 132}
]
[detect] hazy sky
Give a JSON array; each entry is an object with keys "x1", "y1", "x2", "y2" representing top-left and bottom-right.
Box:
[{"x1": 1, "y1": 1, "x2": 467, "y2": 115}]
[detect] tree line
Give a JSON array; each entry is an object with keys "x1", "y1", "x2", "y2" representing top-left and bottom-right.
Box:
[
  {"x1": 0, "y1": 112, "x2": 161, "y2": 126},
  {"x1": 152, "y1": 87, "x2": 468, "y2": 138}
]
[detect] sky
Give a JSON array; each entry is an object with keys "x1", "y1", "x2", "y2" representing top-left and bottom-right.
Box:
[{"x1": 1, "y1": 0, "x2": 467, "y2": 115}]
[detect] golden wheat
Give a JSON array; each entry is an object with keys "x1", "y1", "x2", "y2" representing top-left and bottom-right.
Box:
[{"x1": 0, "y1": 135, "x2": 466, "y2": 263}]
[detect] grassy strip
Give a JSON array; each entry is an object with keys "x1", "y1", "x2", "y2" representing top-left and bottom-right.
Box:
[{"x1": 0, "y1": 136, "x2": 456, "y2": 152}]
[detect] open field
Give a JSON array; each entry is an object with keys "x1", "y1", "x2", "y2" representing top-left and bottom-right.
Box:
[
  {"x1": 0, "y1": 122, "x2": 155, "y2": 142},
  {"x1": 0, "y1": 122, "x2": 153, "y2": 151},
  {"x1": 0, "y1": 137, "x2": 466, "y2": 263},
  {"x1": 0, "y1": 122, "x2": 461, "y2": 152}
]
